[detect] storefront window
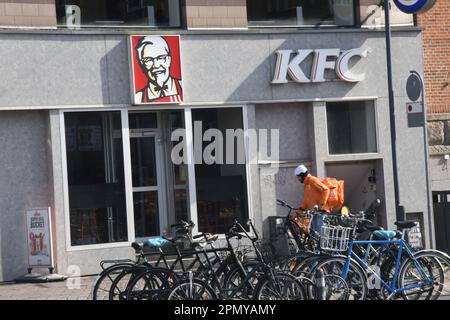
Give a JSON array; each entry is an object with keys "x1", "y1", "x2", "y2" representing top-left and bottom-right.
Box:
[
  {"x1": 326, "y1": 101, "x2": 377, "y2": 155},
  {"x1": 192, "y1": 108, "x2": 249, "y2": 234},
  {"x1": 65, "y1": 111, "x2": 127, "y2": 246},
  {"x1": 129, "y1": 112, "x2": 157, "y2": 129},
  {"x1": 129, "y1": 111, "x2": 188, "y2": 238},
  {"x1": 169, "y1": 112, "x2": 189, "y2": 224},
  {"x1": 247, "y1": 0, "x2": 355, "y2": 27},
  {"x1": 133, "y1": 191, "x2": 159, "y2": 237},
  {"x1": 56, "y1": 0, "x2": 181, "y2": 28}
]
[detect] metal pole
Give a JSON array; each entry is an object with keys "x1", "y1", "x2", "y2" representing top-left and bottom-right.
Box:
[
  {"x1": 410, "y1": 70, "x2": 434, "y2": 248},
  {"x1": 384, "y1": 0, "x2": 405, "y2": 221}
]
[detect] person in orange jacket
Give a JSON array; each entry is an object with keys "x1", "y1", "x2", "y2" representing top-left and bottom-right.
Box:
[{"x1": 294, "y1": 164, "x2": 330, "y2": 233}]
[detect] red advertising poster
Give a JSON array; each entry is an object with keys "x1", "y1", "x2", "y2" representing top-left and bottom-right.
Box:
[{"x1": 130, "y1": 35, "x2": 183, "y2": 105}]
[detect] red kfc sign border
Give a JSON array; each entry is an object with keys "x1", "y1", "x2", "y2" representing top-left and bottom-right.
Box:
[{"x1": 129, "y1": 35, "x2": 183, "y2": 105}]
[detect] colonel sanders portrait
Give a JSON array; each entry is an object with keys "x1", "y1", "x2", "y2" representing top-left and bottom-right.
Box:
[{"x1": 134, "y1": 36, "x2": 183, "y2": 103}]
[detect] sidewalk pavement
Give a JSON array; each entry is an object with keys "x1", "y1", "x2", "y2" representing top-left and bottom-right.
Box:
[
  {"x1": 0, "y1": 276, "x2": 96, "y2": 300},
  {"x1": 0, "y1": 276, "x2": 449, "y2": 300}
]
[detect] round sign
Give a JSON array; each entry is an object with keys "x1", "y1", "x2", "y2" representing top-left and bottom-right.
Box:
[
  {"x1": 406, "y1": 73, "x2": 422, "y2": 102},
  {"x1": 393, "y1": 0, "x2": 436, "y2": 14}
]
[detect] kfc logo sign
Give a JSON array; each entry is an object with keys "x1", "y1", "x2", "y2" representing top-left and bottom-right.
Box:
[
  {"x1": 130, "y1": 35, "x2": 183, "y2": 105},
  {"x1": 272, "y1": 48, "x2": 368, "y2": 84}
]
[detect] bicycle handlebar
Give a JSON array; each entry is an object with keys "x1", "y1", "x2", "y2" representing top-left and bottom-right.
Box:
[
  {"x1": 246, "y1": 219, "x2": 259, "y2": 241},
  {"x1": 161, "y1": 236, "x2": 176, "y2": 243},
  {"x1": 131, "y1": 242, "x2": 143, "y2": 252},
  {"x1": 170, "y1": 220, "x2": 195, "y2": 229},
  {"x1": 277, "y1": 199, "x2": 295, "y2": 210},
  {"x1": 225, "y1": 232, "x2": 243, "y2": 240},
  {"x1": 225, "y1": 219, "x2": 259, "y2": 242}
]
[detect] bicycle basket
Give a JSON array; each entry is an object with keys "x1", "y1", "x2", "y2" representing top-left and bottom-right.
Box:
[
  {"x1": 319, "y1": 225, "x2": 352, "y2": 252},
  {"x1": 256, "y1": 242, "x2": 278, "y2": 263}
]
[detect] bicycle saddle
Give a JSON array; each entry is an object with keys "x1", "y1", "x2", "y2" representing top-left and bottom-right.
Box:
[
  {"x1": 144, "y1": 237, "x2": 171, "y2": 248},
  {"x1": 131, "y1": 242, "x2": 143, "y2": 251},
  {"x1": 372, "y1": 230, "x2": 398, "y2": 240},
  {"x1": 394, "y1": 221, "x2": 417, "y2": 230}
]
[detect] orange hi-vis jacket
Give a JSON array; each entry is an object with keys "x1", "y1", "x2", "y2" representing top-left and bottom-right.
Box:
[{"x1": 299, "y1": 174, "x2": 331, "y2": 213}]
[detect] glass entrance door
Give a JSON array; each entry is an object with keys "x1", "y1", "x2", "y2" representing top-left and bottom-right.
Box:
[{"x1": 129, "y1": 113, "x2": 166, "y2": 238}]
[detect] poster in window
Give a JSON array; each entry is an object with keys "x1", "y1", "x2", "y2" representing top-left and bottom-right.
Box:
[{"x1": 129, "y1": 35, "x2": 183, "y2": 105}]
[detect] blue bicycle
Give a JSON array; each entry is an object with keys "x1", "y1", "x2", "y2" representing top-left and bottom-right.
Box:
[{"x1": 309, "y1": 223, "x2": 450, "y2": 300}]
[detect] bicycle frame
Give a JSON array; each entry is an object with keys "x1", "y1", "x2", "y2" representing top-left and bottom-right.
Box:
[
  {"x1": 342, "y1": 239, "x2": 434, "y2": 298},
  {"x1": 197, "y1": 220, "x2": 282, "y2": 299}
]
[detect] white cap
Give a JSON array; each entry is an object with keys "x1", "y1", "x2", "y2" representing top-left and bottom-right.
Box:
[{"x1": 294, "y1": 165, "x2": 308, "y2": 176}]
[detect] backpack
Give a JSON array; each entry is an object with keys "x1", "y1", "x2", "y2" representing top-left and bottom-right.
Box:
[{"x1": 322, "y1": 177, "x2": 345, "y2": 212}]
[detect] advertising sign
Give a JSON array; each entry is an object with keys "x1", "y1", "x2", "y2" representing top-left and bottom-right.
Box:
[
  {"x1": 407, "y1": 222, "x2": 424, "y2": 249},
  {"x1": 272, "y1": 48, "x2": 368, "y2": 84},
  {"x1": 393, "y1": 0, "x2": 436, "y2": 14},
  {"x1": 407, "y1": 102, "x2": 424, "y2": 127},
  {"x1": 26, "y1": 208, "x2": 53, "y2": 268},
  {"x1": 129, "y1": 35, "x2": 183, "y2": 105}
]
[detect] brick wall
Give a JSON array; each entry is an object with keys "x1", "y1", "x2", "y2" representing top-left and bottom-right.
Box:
[
  {"x1": 416, "y1": 1, "x2": 450, "y2": 114},
  {"x1": 0, "y1": 0, "x2": 56, "y2": 28},
  {"x1": 185, "y1": 0, "x2": 247, "y2": 29}
]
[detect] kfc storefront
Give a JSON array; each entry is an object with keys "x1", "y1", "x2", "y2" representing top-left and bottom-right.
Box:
[{"x1": 0, "y1": 28, "x2": 432, "y2": 280}]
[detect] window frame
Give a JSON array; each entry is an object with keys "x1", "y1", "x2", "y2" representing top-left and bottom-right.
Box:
[
  {"x1": 246, "y1": 0, "x2": 360, "y2": 29},
  {"x1": 56, "y1": 0, "x2": 184, "y2": 30},
  {"x1": 60, "y1": 108, "x2": 135, "y2": 252},
  {"x1": 184, "y1": 105, "x2": 255, "y2": 238},
  {"x1": 60, "y1": 105, "x2": 254, "y2": 251},
  {"x1": 325, "y1": 99, "x2": 379, "y2": 156}
]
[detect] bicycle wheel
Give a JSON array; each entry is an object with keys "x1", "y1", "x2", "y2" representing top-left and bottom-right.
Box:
[
  {"x1": 168, "y1": 278, "x2": 217, "y2": 300},
  {"x1": 196, "y1": 255, "x2": 247, "y2": 289},
  {"x1": 91, "y1": 263, "x2": 134, "y2": 300},
  {"x1": 277, "y1": 251, "x2": 314, "y2": 274},
  {"x1": 292, "y1": 254, "x2": 330, "y2": 278},
  {"x1": 125, "y1": 267, "x2": 174, "y2": 300},
  {"x1": 253, "y1": 272, "x2": 306, "y2": 300},
  {"x1": 412, "y1": 250, "x2": 450, "y2": 299},
  {"x1": 309, "y1": 256, "x2": 368, "y2": 300},
  {"x1": 431, "y1": 252, "x2": 450, "y2": 298},
  {"x1": 222, "y1": 260, "x2": 261, "y2": 299},
  {"x1": 322, "y1": 274, "x2": 350, "y2": 300},
  {"x1": 398, "y1": 253, "x2": 446, "y2": 300},
  {"x1": 109, "y1": 266, "x2": 149, "y2": 300}
]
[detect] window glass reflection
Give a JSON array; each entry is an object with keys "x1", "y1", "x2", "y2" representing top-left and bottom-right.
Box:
[
  {"x1": 56, "y1": 0, "x2": 181, "y2": 28},
  {"x1": 65, "y1": 111, "x2": 128, "y2": 246},
  {"x1": 247, "y1": 0, "x2": 355, "y2": 27}
]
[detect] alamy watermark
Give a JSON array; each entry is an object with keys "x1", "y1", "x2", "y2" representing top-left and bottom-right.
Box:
[
  {"x1": 65, "y1": 5, "x2": 81, "y2": 29},
  {"x1": 366, "y1": 264, "x2": 381, "y2": 290},
  {"x1": 66, "y1": 265, "x2": 81, "y2": 290},
  {"x1": 171, "y1": 121, "x2": 280, "y2": 172}
]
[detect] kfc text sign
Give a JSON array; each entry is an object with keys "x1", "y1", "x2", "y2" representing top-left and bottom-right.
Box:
[
  {"x1": 130, "y1": 35, "x2": 183, "y2": 105},
  {"x1": 272, "y1": 48, "x2": 368, "y2": 84}
]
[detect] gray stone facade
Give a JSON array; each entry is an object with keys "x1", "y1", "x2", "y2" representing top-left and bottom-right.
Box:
[{"x1": 0, "y1": 28, "x2": 432, "y2": 281}]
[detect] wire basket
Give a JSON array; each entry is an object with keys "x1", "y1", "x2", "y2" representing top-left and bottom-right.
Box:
[
  {"x1": 255, "y1": 242, "x2": 279, "y2": 264},
  {"x1": 319, "y1": 225, "x2": 352, "y2": 252}
]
